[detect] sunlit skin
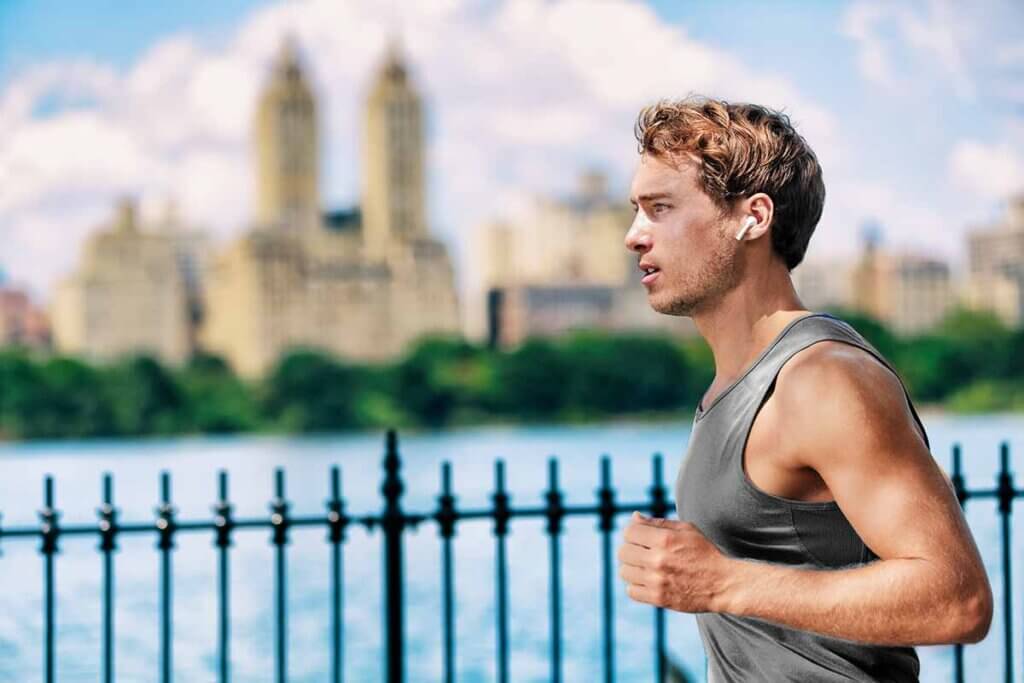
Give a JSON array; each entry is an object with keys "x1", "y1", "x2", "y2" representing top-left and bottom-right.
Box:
[{"x1": 617, "y1": 152, "x2": 993, "y2": 646}]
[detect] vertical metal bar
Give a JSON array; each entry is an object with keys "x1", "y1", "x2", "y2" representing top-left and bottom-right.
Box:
[
  {"x1": 98, "y1": 473, "x2": 119, "y2": 683},
  {"x1": 950, "y1": 443, "x2": 966, "y2": 683},
  {"x1": 213, "y1": 470, "x2": 234, "y2": 683},
  {"x1": 270, "y1": 468, "x2": 291, "y2": 683},
  {"x1": 326, "y1": 466, "x2": 347, "y2": 683},
  {"x1": 381, "y1": 428, "x2": 406, "y2": 683},
  {"x1": 156, "y1": 471, "x2": 176, "y2": 683},
  {"x1": 492, "y1": 459, "x2": 510, "y2": 683},
  {"x1": 39, "y1": 475, "x2": 59, "y2": 683},
  {"x1": 649, "y1": 453, "x2": 668, "y2": 683},
  {"x1": 545, "y1": 457, "x2": 564, "y2": 683},
  {"x1": 996, "y1": 442, "x2": 1013, "y2": 683},
  {"x1": 597, "y1": 456, "x2": 616, "y2": 683},
  {"x1": 437, "y1": 461, "x2": 457, "y2": 683}
]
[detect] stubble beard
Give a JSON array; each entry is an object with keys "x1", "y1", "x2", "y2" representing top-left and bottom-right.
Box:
[{"x1": 650, "y1": 228, "x2": 745, "y2": 317}]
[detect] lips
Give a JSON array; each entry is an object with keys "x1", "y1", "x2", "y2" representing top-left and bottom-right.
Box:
[{"x1": 638, "y1": 259, "x2": 660, "y2": 285}]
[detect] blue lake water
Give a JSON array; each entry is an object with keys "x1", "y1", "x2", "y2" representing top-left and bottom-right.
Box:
[{"x1": 0, "y1": 413, "x2": 1022, "y2": 682}]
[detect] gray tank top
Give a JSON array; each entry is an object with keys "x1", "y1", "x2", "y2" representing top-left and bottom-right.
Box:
[{"x1": 675, "y1": 312, "x2": 927, "y2": 682}]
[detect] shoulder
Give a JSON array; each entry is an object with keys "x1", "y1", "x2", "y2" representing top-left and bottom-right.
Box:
[
  {"x1": 772, "y1": 340, "x2": 920, "y2": 468},
  {"x1": 777, "y1": 339, "x2": 903, "y2": 404}
]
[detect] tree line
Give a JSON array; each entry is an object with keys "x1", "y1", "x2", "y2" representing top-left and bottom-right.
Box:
[{"x1": 1, "y1": 306, "x2": 1021, "y2": 440}]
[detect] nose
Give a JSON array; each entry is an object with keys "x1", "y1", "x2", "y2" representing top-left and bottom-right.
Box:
[{"x1": 625, "y1": 212, "x2": 652, "y2": 254}]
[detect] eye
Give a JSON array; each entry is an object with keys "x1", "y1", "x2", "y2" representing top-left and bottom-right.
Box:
[{"x1": 652, "y1": 203, "x2": 670, "y2": 214}]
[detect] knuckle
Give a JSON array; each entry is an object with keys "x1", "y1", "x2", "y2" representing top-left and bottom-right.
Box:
[{"x1": 651, "y1": 551, "x2": 666, "y2": 570}]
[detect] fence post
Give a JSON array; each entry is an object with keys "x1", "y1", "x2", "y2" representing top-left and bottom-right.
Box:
[
  {"x1": 381, "y1": 428, "x2": 405, "y2": 683},
  {"x1": 39, "y1": 476, "x2": 59, "y2": 683},
  {"x1": 213, "y1": 471, "x2": 233, "y2": 683},
  {"x1": 649, "y1": 453, "x2": 667, "y2": 683},
  {"x1": 155, "y1": 472, "x2": 176, "y2": 683},
  {"x1": 326, "y1": 466, "x2": 347, "y2": 683},
  {"x1": 544, "y1": 457, "x2": 565, "y2": 683},
  {"x1": 97, "y1": 474, "x2": 118, "y2": 683},
  {"x1": 996, "y1": 442, "x2": 1014, "y2": 683},
  {"x1": 270, "y1": 468, "x2": 291, "y2": 683}
]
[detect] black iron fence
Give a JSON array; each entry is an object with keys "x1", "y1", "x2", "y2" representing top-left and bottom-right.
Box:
[{"x1": 0, "y1": 430, "x2": 1017, "y2": 682}]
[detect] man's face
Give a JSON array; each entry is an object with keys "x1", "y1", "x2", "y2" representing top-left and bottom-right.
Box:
[{"x1": 625, "y1": 153, "x2": 744, "y2": 316}]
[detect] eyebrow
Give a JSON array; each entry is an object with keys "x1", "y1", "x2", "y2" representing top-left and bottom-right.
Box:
[{"x1": 630, "y1": 192, "x2": 674, "y2": 204}]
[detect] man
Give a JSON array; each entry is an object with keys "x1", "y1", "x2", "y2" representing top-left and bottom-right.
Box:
[{"x1": 617, "y1": 96, "x2": 992, "y2": 682}]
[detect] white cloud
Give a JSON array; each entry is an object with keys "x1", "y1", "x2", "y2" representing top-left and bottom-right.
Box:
[
  {"x1": 841, "y1": 0, "x2": 1024, "y2": 105},
  {"x1": 841, "y1": 1, "x2": 900, "y2": 90},
  {"x1": 995, "y1": 43, "x2": 1024, "y2": 67},
  {"x1": 949, "y1": 140, "x2": 1024, "y2": 201},
  {"x1": 0, "y1": 61, "x2": 119, "y2": 129},
  {"x1": 840, "y1": 0, "x2": 975, "y2": 99}
]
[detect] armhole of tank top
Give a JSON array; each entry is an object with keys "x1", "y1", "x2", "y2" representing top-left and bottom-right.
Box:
[
  {"x1": 738, "y1": 322, "x2": 931, "y2": 510},
  {"x1": 736, "y1": 342, "x2": 844, "y2": 511},
  {"x1": 736, "y1": 326, "x2": 931, "y2": 507}
]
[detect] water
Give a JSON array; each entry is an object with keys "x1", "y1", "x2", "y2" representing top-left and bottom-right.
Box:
[{"x1": 0, "y1": 414, "x2": 1022, "y2": 682}]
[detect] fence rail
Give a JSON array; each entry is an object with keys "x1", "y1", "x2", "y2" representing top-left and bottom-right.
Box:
[{"x1": 0, "y1": 430, "x2": 1017, "y2": 682}]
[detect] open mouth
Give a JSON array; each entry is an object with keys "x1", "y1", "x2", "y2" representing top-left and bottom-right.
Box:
[{"x1": 641, "y1": 268, "x2": 660, "y2": 285}]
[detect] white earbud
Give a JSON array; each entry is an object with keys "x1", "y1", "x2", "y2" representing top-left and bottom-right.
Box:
[{"x1": 736, "y1": 216, "x2": 756, "y2": 241}]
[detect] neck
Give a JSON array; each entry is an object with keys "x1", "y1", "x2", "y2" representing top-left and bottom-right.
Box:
[{"x1": 692, "y1": 264, "x2": 810, "y2": 383}]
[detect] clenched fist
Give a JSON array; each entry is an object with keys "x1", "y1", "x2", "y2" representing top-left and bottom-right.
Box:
[{"x1": 617, "y1": 511, "x2": 733, "y2": 614}]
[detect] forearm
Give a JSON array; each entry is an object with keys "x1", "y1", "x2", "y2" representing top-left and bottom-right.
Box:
[{"x1": 715, "y1": 556, "x2": 986, "y2": 646}]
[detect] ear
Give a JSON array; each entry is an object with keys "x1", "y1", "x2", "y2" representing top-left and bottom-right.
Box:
[{"x1": 745, "y1": 192, "x2": 774, "y2": 240}]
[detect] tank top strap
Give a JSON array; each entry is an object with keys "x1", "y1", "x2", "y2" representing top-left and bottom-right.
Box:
[{"x1": 743, "y1": 313, "x2": 930, "y2": 451}]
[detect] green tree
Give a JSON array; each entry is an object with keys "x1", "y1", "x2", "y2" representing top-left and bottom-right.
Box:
[
  {"x1": 558, "y1": 331, "x2": 691, "y2": 414},
  {"x1": 178, "y1": 353, "x2": 260, "y2": 433},
  {"x1": 104, "y1": 355, "x2": 186, "y2": 435},
  {"x1": 392, "y1": 334, "x2": 481, "y2": 428},
  {"x1": 492, "y1": 337, "x2": 571, "y2": 420},
  {"x1": 0, "y1": 351, "x2": 43, "y2": 438},
  {"x1": 1006, "y1": 327, "x2": 1024, "y2": 379},
  {"x1": 892, "y1": 334, "x2": 955, "y2": 402},
  {"x1": 263, "y1": 348, "x2": 363, "y2": 432},
  {"x1": 933, "y1": 306, "x2": 1013, "y2": 382},
  {"x1": 945, "y1": 379, "x2": 1024, "y2": 413},
  {"x1": 677, "y1": 337, "x2": 715, "y2": 407},
  {"x1": 0, "y1": 352, "x2": 121, "y2": 439}
]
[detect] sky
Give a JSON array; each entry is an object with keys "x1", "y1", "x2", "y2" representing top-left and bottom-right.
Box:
[{"x1": 1, "y1": 0, "x2": 1022, "y2": 303}]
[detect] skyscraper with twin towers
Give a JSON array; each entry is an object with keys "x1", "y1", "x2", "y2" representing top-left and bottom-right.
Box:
[
  {"x1": 53, "y1": 36, "x2": 460, "y2": 373},
  {"x1": 199, "y1": 36, "x2": 461, "y2": 377}
]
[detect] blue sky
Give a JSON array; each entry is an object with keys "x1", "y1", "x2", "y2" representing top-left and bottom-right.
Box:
[{"x1": 1, "y1": 0, "x2": 1022, "y2": 302}]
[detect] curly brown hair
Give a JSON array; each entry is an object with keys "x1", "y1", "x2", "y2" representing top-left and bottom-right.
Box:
[{"x1": 634, "y1": 95, "x2": 825, "y2": 271}]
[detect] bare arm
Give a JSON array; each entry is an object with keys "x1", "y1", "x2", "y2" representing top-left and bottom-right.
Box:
[{"x1": 716, "y1": 342, "x2": 992, "y2": 645}]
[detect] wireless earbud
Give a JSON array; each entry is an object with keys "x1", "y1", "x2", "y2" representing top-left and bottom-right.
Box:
[{"x1": 736, "y1": 216, "x2": 756, "y2": 241}]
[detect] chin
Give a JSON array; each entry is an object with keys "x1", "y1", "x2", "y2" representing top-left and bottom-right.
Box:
[
  {"x1": 649, "y1": 296, "x2": 687, "y2": 317},
  {"x1": 648, "y1": 288, "x2": 698, "y2": 317}
]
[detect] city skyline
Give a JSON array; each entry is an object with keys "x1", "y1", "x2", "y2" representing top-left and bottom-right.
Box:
[{"x1": 1, "y1": 0, "x2": 1022, "y2": 304}]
